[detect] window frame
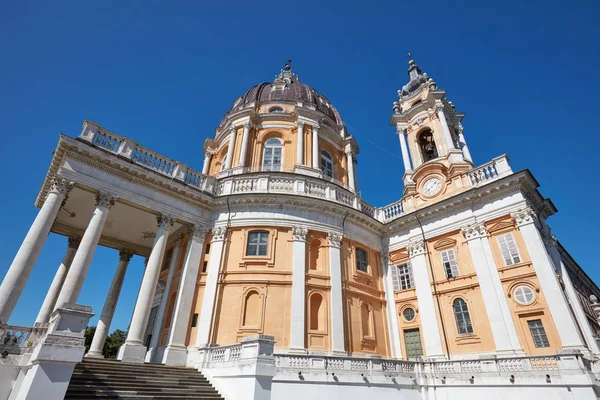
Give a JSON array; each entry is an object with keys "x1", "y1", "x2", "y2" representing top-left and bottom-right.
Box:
[
  {"x1": 162, "y1": 248, "x2": 174, "y2": 271},
  {"x1": 220, "y1": 153, "x2": 228, "y2": 171},
  {"x1": 441, "y1": 248, "x2": 460, "y2": 279},
  {"x1": 245, "y1": 230, "x2": 270, "y2": 257},
  {"x1": 392, "y1": 262, "x2": 414, "y2": 291},
  {"x1": 528, "y1": 319, "x2": 550, "y2": 348},
  {"x1": 321, "y1": 150, "x2": 334, "y2": 178},
  {"x1": 514, "y1": 285, "x2": 536, "y2": 305},
  {"x1": 453, "y1": 298, "x2": 474, "y2": 335},
  {"x1": 497, "y1": 233, "x2": 522, "y2": 266},
  {"x1": 262, "y1": 137, "x2": 283, "y2": 172},
  {"x1": 356, "y1": 247, "x2": 368, "y2": 273}
]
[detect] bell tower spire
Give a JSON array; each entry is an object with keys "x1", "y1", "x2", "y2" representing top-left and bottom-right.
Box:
[{"x1": 390, "y1": 55, "x2": 472, "y2": 194}]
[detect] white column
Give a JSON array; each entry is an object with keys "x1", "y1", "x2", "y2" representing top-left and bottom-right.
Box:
[
  {"x1": 0, "y1": 177, "x2": 71, "y2": 323},
  {"x1": 511, "y1": 208, "x2": 586, "y2": 349},
  {"x1": 381, "y1": 254, "x2": 402, "y2": 358},
  {"x1": 296, "y1": 121, "x2": 305, "y2": 165},
  {"x1": 55, "y1": 192, "x2": 116, "y2": 308},
  {"x1": 462, "y1": 223, "x2": 522, "y2": 354},
  {"x1": 290, "y1": 226, "x2": 308, "y2": 351},
  {"x1": 238, "y1": 123, "x2": 251, "y2": 168},
  {"x1": 436, "y1": 104, "x2": 455, "y2": 153},
  {"x1": 311, "y1": 124, "x2": 320, "y2": 169},
  {"x1": 328, "y1": 232, "x2": 346, "y2": 354},
  {"x1": 147, "y1": 234, "x2": 184, "y2": 360},
  {"x1": 86, "y1": 250, "x2": 133, "y2": 358},
  {"x1": 202, "y1": 152, "x2": 213, "y2": 174},
  {"x1": 456, "y1": 124, "x2": 472, "y2": 163},
  {"x1": 163, "y1": 225, "x2": 208, "y2": 365},
  {"x1": 195, "y1": 226, "x2": 227, "y2": 346},
  {"x1": 542, "y1": 228, "x2": 600, "y2": 354},
  {"x1": 345, "y1": 147, "x2": 356, "y2": 193},
  {"x1": 35, "y1": 237, "x2": 80, "y2": 324},
  {"x1": 119, "y1": 214, "x2": 174, "y2": 363},
  {"x1": 409, "y1": 241, "x2": 444, "y2": 357},
  {"x1": 396, "y1": 126, "x2": 413, "y2": 173},
  {"x1": 225, "y1": 126, "x2": 236, "y2": 170}
]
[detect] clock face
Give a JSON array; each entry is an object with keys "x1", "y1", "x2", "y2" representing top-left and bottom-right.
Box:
[{"x1": 422, "y1": 177, "x2": 442, "y2": 196}]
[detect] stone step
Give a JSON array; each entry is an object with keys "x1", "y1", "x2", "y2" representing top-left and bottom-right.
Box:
[
  {"x1": 71, "y1": 373, "x2": 210, "y2": 384},
  {"x1": 65, "y1": 387, "x2": 221, "y2": 396},
  {"x1": 73, "y1": 368, "x2": 209, "y2": 380},
  {"x1": 81, "y1": 360, "x2": 194, "y2": 371},
  {"x1": 65, "y1": 394, "x2": 222, "y2": 400},
  {"x1": 68, "y1": 383, "x2": 216, "y2": 392},
  {"x1": 77, "y1": 363, "x2": 200, "y2": 373}
]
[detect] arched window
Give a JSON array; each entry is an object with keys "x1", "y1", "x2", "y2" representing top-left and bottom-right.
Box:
[
  {"x1": 309, "y1": 293, "x2": 324, "y2": 331},
  {"x1": 243, "y1": 291, "x2": 261, "y2": 327},
  {"x1": 453, "y1": 298, "x2": 473, "y2": 334},
  {"x1": 262, "y1": 137, "x2": 283, "y2": 171},
  {"x1": 321, "y1": 150, "x2": 334, "y2": 178},
  {"x1": 418, "y1": 129, "x2": 438, "y2": 162},
  {"x1": 220, "y1": 153, "x2": 228, "y2": 171},
  {"x1": 246, "y1": 231, "x2": 269, "y2": 256},
  {"x1": 361, "y1": 303, "x2": 372, "y2": 338}
]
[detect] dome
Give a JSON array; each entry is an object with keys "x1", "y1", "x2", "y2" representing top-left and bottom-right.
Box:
[{"x1": 219, "y1": 61, "x2": 345, "y2": 128}]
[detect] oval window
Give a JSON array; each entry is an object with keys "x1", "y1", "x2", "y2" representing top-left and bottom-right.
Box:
[
  {"x1": 514, "y1": 285, "x2": 535, "y2": 305},
  {"x1": 403, "y1": 308, "x2": 416, "y2": 322},
  {"x1": 269, "y1": 106, "x2": 284, "y2": 113}
]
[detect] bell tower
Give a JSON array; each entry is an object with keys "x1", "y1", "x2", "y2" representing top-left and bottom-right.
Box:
[{"x1": 390, "y1": 56, "x2": 473, "y2": 196}]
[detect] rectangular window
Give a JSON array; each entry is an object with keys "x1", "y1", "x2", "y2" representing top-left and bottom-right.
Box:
[
  {"x1": 205, "y1": 243, "x2": 211, "y2": 254},
  {"x1": 162, "y1": 248, "x2": 174, "y2": 271},
  {"x1": 191, "y1": 313, "x2": 199, "y2": 328},
  {"x1": 441, "y1": 249, "x2": 460, "y2": 278},
  {"x1": 356, "y1": 248, "x2": 368, "y2": 272},
  {"x1": 246, "y1": 231, "x2": 269, "y2": 256},
  {"x1": 202, "y1": 261, "x2": 208, "y2": 273},
  {"x1": 392, "y1": 262, "x2": 413, "y2": 291},
  {"x1": 528, "y1": 319, "x2": 550, "y2": 348},
  {"x1": 497, "y1": 233, "x2": 521, "y2": 266}
]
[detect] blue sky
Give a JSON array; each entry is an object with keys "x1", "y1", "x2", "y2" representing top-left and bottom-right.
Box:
[{"x1": 1, "y1": 1, "x2": 598, "y2": 331}]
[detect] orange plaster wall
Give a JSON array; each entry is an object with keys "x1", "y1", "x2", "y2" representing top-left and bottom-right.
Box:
[
  {"x1": 306, "y1": 231, "x2": 331, "y2": 351},
  {"x1": 320, "y1": 139, "x2": 348, "y2": 185},
  {"x1": 341, "y1": 239, "x2": 389, "y2": 356},
  {"x1": 486, "y1": 216, "x2": 562, "y2": 355},
  {"x1": 250, "y1": 126, "x2": 295, "y2": 171}
]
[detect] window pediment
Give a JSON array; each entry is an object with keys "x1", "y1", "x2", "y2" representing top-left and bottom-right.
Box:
[
  {"x1": 487, "y1": 220, "x2": 515, "y2": 234},
  {"x1": 433, "y1": 238, "x2": 457, "y2": 250}
]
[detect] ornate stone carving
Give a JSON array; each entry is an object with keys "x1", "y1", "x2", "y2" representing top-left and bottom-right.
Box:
[
  {"x1": 292, "y1": 226, "x2": 308, "y2": 242},
  {"x1": 67, "y1": 237, "x2": 80, "y2": 249},
  {"x1": 119, "y1": 250, "x2": 133, "y2": 262},
  {"x1": 406, "y1": 125, "x2": 414, "y2": 133},
  {"x1": 190, "y1": 225, "x2": 209, "y2": 241},
  {"x1": 328, "y1": 232, "x2": 342, "y2": 248},
  {"x1": 156, "y1": 214, "x2": 175, "y2": 232},
  {"x1": 541, "y1": 225, "x2": 557, "y2": 248},
  {"x1": 49, "y1": 177, "x2": 73, "y2": 197},
  {"x1": 408, "y1": 241, "x2": 425, "y2": 257},
  {"x1": 212, "y1": 226, "x2": 228, "y2": 241},
  {"x1": 296, "y1": 121, "x2": 305, "y2": 130},
  {"x1": 435, "y1": 104, "x2": 445, "y2": 113},
  {"x1": 510, "y1": 207, "x2": 537, "y2": 227},
  {"x1": 455, "y1": 123, "x2": 464, "y2": 135},
  {"x1": 461, "y1": 222, "x2": 487, "y2": 241},
  {"x1": 95, "y1": 192, "x2": 116, "y2": 209}
]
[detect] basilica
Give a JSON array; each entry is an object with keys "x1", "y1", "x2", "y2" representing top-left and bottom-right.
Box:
[{"x1": 1, "y1": 59, "x2": 600, "y2": 400}]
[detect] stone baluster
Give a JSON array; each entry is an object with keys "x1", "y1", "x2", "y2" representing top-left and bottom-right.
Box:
[{"x1": 0, "y1": 177, "x2": 72, "y2": 323}]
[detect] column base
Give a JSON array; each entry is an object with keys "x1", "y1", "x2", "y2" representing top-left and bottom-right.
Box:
[
  {"x1": 330, "y1": 350, "x2": 348, "y2": 357},
  {"x1": 84, "y1": 350, "x2": 105, "y2": 359},
  {"x1": 287, "y1": 347, "x2": 308, "y2": 355},
  {"x1": 117, "y1": 341, "x2": 147, "y2": 363},
  {"x1": 162, "y1": 344, "x2": 188, "y2": 366},
  {"x1": 494, "y1": 348, "x2": 526, "y2": 357}
]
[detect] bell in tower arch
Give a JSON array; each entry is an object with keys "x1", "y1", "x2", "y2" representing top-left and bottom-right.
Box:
[{"x1": 419, "y1": 129, "x2": 438, "y2": 161}]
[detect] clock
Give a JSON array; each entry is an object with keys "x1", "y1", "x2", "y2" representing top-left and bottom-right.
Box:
[{"x1": 422, "y1": 177, "x2": 442, "y2": 196}]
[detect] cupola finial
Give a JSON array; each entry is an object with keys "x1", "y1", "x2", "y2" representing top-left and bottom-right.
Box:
[{"x1": 274, "y1": 59, "x2": 298, "y2": 85}]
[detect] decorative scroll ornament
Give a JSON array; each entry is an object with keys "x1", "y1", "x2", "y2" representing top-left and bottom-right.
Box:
[
  {"x1": 328, "y1": 232, "x2": 342, "y2": 248},
  {"x1": 95, "y1": 192, "x2": 117, "y2": 209},
  {"x1": 119, "y1": 250, "x2": 134, "y2": 262},
  {"x1": 408, "y1": 241, "x2": 425, "y2": 257},
  {"x1": 67, "y1": 237, "x2": 81, "y2": 249},
  {"x1": 190, "y1": 225, "x2": 209, "y2": 241},
  {"x1": 292, "y1": 226, "x2": 308, "y2": 242},
  {"x1": 461, "y1": 222, "x2": 487, "y2": 241},
  {"x1": 510, "y1": 207, "x2": 537, "y2": 227},
  {"x1": 156, "y1": 214, "x2": 175, "y2": 232},
  {"x1": 212, "y1": 226, "x2": 228, "y2": 241},
  {"x1": 50, "y1": 177, "x2": 73, "y2": 197}
]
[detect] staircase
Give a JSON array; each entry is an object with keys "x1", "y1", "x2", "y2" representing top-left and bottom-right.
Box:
[{"x1": 64, "y1": 358, "x2": 223, "y2": 399}]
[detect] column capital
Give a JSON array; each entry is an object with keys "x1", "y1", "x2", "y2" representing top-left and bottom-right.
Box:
[
  {"x1": 461, "y1": 222, "x2": 487, "y2": 241},
  {"x1": 435, "y1": 102, "x2": 445, "y2": 113},
  {"x1": 291, "y1": 226, "x2": 308, "y2": 242},
  {"x1": 174, "y1": 233, "x2": 184, "y2": 247},
  {"x1": 328, "y1": 232, "x2": 342, "y2": 248},
  {"x1": 156, "y1": 214, "x2": 175, "y2": 232},
  {"x1": 312, "y1": 123, "x2": 320, "y2": 131},
  {"x1": 119, "y1": 250, "x2": 134, "y2": 262},
  {"x1": 455, "y1": 123, "x2": 464, "y2": 135},
  {"x1": 212, "y1": 226, "x2": 228, "y2": 242},
  {"x1": 190, "y1": 225, "x2": 209, "y2": 241},
  {"x1": 408, "y1": 240, "x2": 425, "y2": 258},
  {"x1": 511, "y1": 207, "x2": 537, "y2": 227},
  {"x1": 296, "y1": 120, "x2": 305, "y2": 129},
  {"x1": 49, "y1": 177, "x2": 74, "y2": 197},
  {"x1": 95, "y1": 192, "x2": 117, "y2": 209},
  {"x1": 540, "y1": 225, "x2": 558, "y2": 247},
  {"x1": 395, "y1": 125, "x2": 407, "y2": 135},
  {"x1": 243, "y1": 122, "x2": 252, "y2": 130},
  {"x1": 67, "y1": 236, "x2": 81, "y2": 249}
]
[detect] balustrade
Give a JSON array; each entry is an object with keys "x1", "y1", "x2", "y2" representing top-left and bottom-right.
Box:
[{"x1": 0, "y1": 324, "x2": 47, "y2": 355}]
